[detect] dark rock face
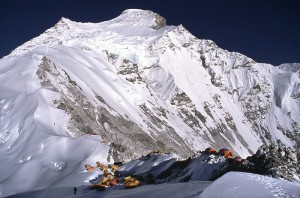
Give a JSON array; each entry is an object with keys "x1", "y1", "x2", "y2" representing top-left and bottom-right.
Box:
[
  {"x1": 194, "y1": 143, "x2": 300, "y2": 182},
  {"x1": 236, "y1": 142, "x2": 300, "y2": 181},
  {"x1": 152, "y1": 14, "x2": 166, "y2": 30}
]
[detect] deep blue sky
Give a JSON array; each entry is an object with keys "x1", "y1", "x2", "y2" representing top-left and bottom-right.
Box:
[{"x1": 1, "y1": 0, "x2": 299, "y2": 65}]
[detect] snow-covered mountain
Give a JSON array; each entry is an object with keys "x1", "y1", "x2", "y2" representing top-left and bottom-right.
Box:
[{"x1": 0, "y1": 9, "x2": 299, "y2": 197}]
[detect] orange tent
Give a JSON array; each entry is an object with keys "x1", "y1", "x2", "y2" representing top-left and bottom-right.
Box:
[
  {"x1": 85, "y1": 164, "x2": 96, "y2": 172},
  {"x1": 204, "y1": 147, "x2": 218, "y2": 154},
  {"x1": 85, "y1": 164, "x2": 92, "y2": 169},
  {"x1": 108, "y1": 164, "x2": 119, "y2": 172},
  {"x1": 224, "y1": 150, "x2": 233, "y2": 158},
  {"x1": 125, "y1": 180, "x2": 140, "y2": 189},
  {"x1": 124, "y1": 176, "x2": 140, "y2": 189},
  {"x1": 87, "y1": 167, "x2": 95, "y2": 172},
  {"x1": 218, "y1": 148, "x2": 233, "y2": 158},
  {"x1": 109, "y1": 178, "x2": 119, "y2": 186},
  {"x1": 124, "y1": 176, "x2": 135, "y2": 183},
  {"x1": 98, "y1": 165, "x2": 108, "y2": 172}
]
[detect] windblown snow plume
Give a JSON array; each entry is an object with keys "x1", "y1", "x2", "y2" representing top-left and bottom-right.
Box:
[{"x1": 0, "y1": 9, "x2": 299, "y2": 197}]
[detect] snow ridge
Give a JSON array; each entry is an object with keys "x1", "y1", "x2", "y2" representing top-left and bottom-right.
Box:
[{"x1": 7, "y1": 9, "x2": 167, "y2": 58}]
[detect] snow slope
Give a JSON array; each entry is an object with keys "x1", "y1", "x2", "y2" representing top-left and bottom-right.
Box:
[
  {"x1": 1, "y1": 9, "x2": 300, "y2": 197},
  {"x1": 0, "y1": 55, "x2": 110, "y2": 196},
  {"x1": 9, "y1": 181, "x2": 211, "y2": 198},
  {"x1": 200, "y1": 172, "x2": 300, "y2": 198}
]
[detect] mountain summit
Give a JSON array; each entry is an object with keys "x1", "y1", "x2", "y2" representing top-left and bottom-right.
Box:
[
  {"x1": 8, "y1": 9, "x2": 167, "y2": 58},
  {"x1": 0, "y1": 9, "x2": 299, "y2": 197}
]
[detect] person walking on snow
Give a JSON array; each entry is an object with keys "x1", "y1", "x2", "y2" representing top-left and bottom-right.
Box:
[{"x1": 74, "y1": 187, "x2": 77, "y2": 195}]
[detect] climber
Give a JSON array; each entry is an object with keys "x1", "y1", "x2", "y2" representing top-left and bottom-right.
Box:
[{"x1": 73, "y1": 187, "x2": 77, "y2": 195}]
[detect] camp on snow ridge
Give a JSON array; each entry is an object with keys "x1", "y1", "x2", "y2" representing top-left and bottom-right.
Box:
[{"x1": 83, "y1": 147, "x2": 243, "y2": 192}]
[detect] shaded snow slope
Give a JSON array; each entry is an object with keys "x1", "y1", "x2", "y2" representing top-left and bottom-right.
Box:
[
  {"x1": 117, "y1": 152, "x2": 228, "y2": 183},
  {"x1": 1, "y1": 9, "x2": 300, "y2": 197},
  {"x1": 117, "y1": 149, "x2": 300, "y2": 183}
]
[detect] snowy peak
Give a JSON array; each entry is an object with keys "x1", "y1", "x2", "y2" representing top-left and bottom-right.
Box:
[
  {"x1": 55, "y1": 17, "x2": 73, "y2": 26},
  {"x1": 53, "y1": 17, "x2": 76, "y2": 31},
  {"x1": 117, "y1": 9, "x2": 167, "y2": 30},
  {"x1": 7, "y1": 9, "x2": 168, "y2": 58}
]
